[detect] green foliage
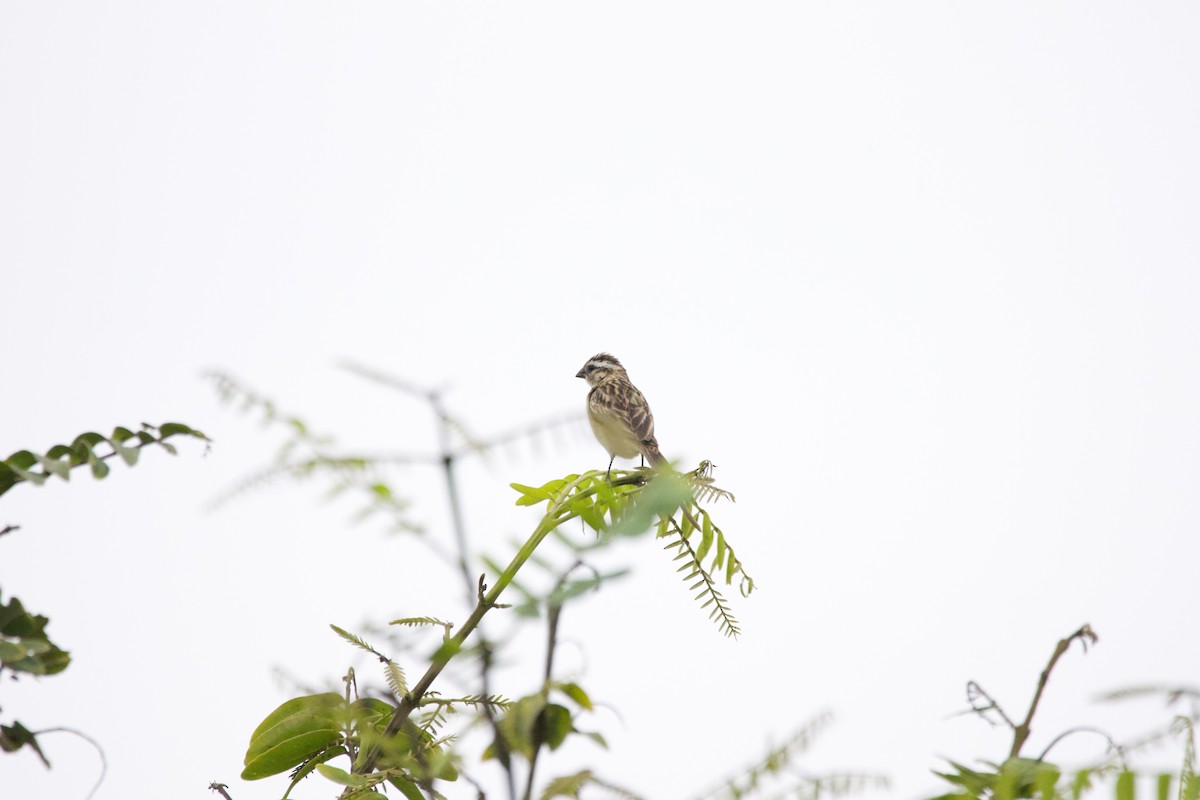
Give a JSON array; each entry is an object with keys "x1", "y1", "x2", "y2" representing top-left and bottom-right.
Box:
[
  {"x1": 206, "y1": 371, "x2": 422, "y2": 533},
  {"x1": 241, "y1": 691, "x2": 458, "y2": 795},
  {"x1": 2, "y1": 420, "x2": 205, "y2": 774},
  {"x1": 509, "y1": 462, "x2": 754, "y2": 637},
  {"x1": 330, "y1": 625, "x2": 408, "y2": 698},
  {"x1": 540, "y1": 769, "x2": 643, "y2": 799},
  {"x1": 0, "y1": 720, "x2": 49, "y2": 766},
  {"x1": 242, "y1": 693, "x2": 344, "y2": 781},
  {"x1": 693, "y1": 712, "x2": 889, "y2": 800},
  {"x1": 0, "y1": 422, "x2": 209, "y2": 497},
  {"x1": 0, "y1": 589, "x2": 70, "y2": 677}
]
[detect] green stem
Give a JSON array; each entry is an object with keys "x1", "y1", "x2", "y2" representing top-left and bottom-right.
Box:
[{"x1": 356, "y1": 473, "x2": 597, "y2": 774}]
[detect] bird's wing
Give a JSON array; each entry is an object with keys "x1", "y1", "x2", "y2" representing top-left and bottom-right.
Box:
[
  {"x1": 625, "y1": 387, "x2": 657, "y2": 446},
  {"x1": 589, "y1": 381, "x2": 654, "y2": 441}
]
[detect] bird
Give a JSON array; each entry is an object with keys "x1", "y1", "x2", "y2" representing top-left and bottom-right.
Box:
[{"x1": 575, "y1": 353, "x2": 666, "y2": 478}]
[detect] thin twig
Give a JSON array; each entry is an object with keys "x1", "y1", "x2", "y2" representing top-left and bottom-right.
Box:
[
  {"x1": 32, "y1": 727, "x2": 107, "y2": 800},
  {"x1": 1036, "y1": 726, "x2": 1121, "y2": 763},
  {"x1": 208, "y1": 783, "x2": 235, "y2": 800},
  {"x1": 0, "y1": 524, "x2": 19, "y2": 537},
  {"x1": 1010, "y1": 624, "x2": 1099, "y2": 759},
  {"x1": 523, "y1": 561, "x2": 587, "y2": 800},
  {"x1": 965, "y1": 680, "x2": 1018, "y2": 730}
]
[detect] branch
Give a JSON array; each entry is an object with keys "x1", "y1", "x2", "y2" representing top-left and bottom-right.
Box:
[
  {"x1": 357, "y1": 475, "x2": 594, "y2": 774},
  {"x1": 1010, "y1": 624, "x2": 1099, "y2": 759},
  {"x1": 523, "y1": 561, "x2": 588, "y2": 800}
]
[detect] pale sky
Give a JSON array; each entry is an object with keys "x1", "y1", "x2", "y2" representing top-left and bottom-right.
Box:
[{"x1": 3, "y1": 3, "x2": 1199, "y2": 799}]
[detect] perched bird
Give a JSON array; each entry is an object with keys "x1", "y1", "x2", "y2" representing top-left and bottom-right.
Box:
[{"x1": 576, "y1": 353, "x2": 666, "y2": 477}]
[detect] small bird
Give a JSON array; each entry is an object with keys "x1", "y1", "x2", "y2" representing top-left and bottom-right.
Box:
[{"x1": 576, "y1": 353, "x2": 666, "y2": 477}]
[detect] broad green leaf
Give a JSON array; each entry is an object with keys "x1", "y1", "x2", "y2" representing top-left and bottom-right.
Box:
[
  {"x1": 242, "y1": 693, "x2": 343, "y2": 779},
  {"x1": 540, "y1": 703, "x2": 574, "y2": 750},
  {"x1": 242, "y1": 730, "x2": 340, "y2": 780},
  {"x1": 492, "y1": 695, "x2": 547, "y2": 760},
  {"x1": 5, "y1": 451, "x2": 38, "y2": 471}
]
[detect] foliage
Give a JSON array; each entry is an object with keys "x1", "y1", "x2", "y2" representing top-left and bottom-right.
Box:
[
  {"x1": 239, "y1": 459, "x2": 752, "y2": 796},
  {"x1": 692, "y1": 712, "x2": 889, "y2": 800},
  {"x1": 0, "y1": 422, "x2": 209, "y2": 497},
  {"x1": 509, "y1": 461, "x2": 753, "y2": 636},
  {"x1": 1, "y1": 420, "x2": 206, "y2": 777},
  {"x1": 930, "y1": 626, "x2": 1199, "y2": 800}
]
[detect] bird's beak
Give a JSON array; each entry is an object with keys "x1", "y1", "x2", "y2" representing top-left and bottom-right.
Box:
[{"x1": 575, "y1": 368, "x2": 586, "y2": 379}]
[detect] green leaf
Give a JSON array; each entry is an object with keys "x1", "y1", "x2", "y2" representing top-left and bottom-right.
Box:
[
  {"x1": 0, "y1": 721, "x2": 49, "y2": 766},
  {"x1": 542, "y1": 770, "x2": 594, "y2": 799},
  {"x1": 1116, "y1": 771, "x2": 1134, "y2": 800},
  {"x1": 540, "y1": 703, "x2": 574, "y2": 750},
  {"x1": 315, "y1": 763, "x2": 377, "y2": 788},
  {"x1": 39, "y1": 454, "x2": 72, "y2": 479},
  {"x1": 696, "y1": 515, "x2": 714, "y2": 562},
  {"x1": 1071, "y1": 769, "x2": 1094, "y2": 800},
  {"x1": 511, "y1": 483, "x2": 552, "y2": 506},
  {"x1": 1036, "y1": 767, "x2": 1060, "y2": 800},
  {"x1": 1156, "y1": 773, "x2": 1172, "y2": 800},
  {"x1": 242, "y1": 730, "x2": 340, "y2": 780},
  {"x1": 388, "y1": 776, "x2": 428, "y2": 800},
  {"x1": 492, "y1": 695, "x2": 547, "y2": 760},
  {"x1": 242, "y1": 693, "x2": 343, "y2": 780},
  {"x1": 160, "y1": 422, "x2": 209, "y2": 441},
  {"x1": 608, "y1": 473, "x2": 692, "y2": 537},
  {"x1": 581, "y1": 730, "x2": 607, "y2": 749},
  {"x1": 282, "y1": 746, "x2": 347, "y2": 799},
  {"x1": 557, "y1": 682, "x2": 593, "y2": 711}
]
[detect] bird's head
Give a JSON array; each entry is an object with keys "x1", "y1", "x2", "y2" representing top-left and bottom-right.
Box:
[{"x1": 575, "y1": 352, "x2": 624, "y2": 387}]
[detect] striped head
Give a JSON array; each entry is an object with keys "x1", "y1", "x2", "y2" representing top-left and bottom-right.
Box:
[{"x1": 575, "y1": 352, "x2": 626, "y2": 387}]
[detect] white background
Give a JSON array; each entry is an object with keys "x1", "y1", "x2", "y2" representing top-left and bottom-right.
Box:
[{"x1": 3, "y1": 3, "x2": 1198, "y2": 798}]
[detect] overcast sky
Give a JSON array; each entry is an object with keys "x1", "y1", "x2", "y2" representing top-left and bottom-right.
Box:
[{"x1": 4, "y1": 3, "x2": 1199, "y2": 799}]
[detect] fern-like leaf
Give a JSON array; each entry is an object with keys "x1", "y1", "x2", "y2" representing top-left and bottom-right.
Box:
[
  {"x1": 691, "y1": 713, "x2": 889, "y2": 800},
  {"x1": 385, "y1": 661, "x2": 408, "y2": 700},
  {"x1": 661, "y1": 515, "x2": 741, "y2": 638},
  {"x1": 541, "y1": 769, "x2": 644, "y2": 800}
]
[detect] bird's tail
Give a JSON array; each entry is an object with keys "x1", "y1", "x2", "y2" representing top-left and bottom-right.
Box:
[{"x1": 641, "y1": 439, "x2": 667, "y2": 466}]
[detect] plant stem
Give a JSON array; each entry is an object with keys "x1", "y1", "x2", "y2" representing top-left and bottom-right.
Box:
[
  {"x1": 357, "y1": 476, "x2": 589, "y2": 774},
  {"x1": 1009, "y1": 624, "x2": 1098, "y2": 759}
]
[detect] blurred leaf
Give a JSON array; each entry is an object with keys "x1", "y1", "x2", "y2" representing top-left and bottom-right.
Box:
[
  {"x1": 557, "y1": 682, "x2": 593, "y2": 711},
  {"x1": 0, "y1": 721, "x2": 49, "y2": 766},
  {"x1": 540, "y1": 703, "x2": 574, "y2": 750}
]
